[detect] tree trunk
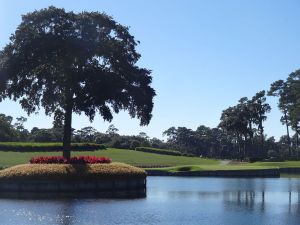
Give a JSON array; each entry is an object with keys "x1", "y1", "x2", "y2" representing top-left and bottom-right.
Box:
[
  {"x1": 63, "y1": 99, "x2": 73, "y2": 159},
  {"x1": 243, "y1": 134, "x2": 247, "y2": 159},
  {"x1": 284, "y1": 112, "x2": 291, "y2": 157},
  {"x1": 237, "y1": 134, "x2": 243, "y2": 161},
  {"x1": 248, "y1": 121, "x2": 254, "y2": 157},
  {"x1": 296, "y1": 129, "x2": 299, "y2": 160},
  {"x1": 259, "y1": 120, "x2": 264, "y2": 158}
]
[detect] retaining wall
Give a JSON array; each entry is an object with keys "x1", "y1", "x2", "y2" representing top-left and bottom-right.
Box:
[
  {"x1": 0, "y1": 178, "x2": 146, "y2": 199},
  {"x1": 279, "y1": 167, "x2": 300, "y2": 174},
  {"x1": 146, "y1": 169, "x2": 280, "y2": 177}
]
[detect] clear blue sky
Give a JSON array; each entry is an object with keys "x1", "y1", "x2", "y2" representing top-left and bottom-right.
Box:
[{"x1": 0, "y1": 0, "x2": 300, "y2": 140}]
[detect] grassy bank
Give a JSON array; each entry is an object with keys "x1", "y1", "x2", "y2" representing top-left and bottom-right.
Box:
[
  {"x1": 149, "y1": 164, "x2": 276, "y2": 173},
  {"x1": 251, "y1": 161, "x2": 300, "y2": 168},
  {"x1": 153, "y1": 161, "x2": 300, "y2": 173},
  {"x1": 0, "y1": 147, "x2": 299, "y2": 173}
]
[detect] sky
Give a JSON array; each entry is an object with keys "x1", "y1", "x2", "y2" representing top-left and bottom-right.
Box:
[{"x1": 0, "y1": 0, "x2": 300, "y2": 140}]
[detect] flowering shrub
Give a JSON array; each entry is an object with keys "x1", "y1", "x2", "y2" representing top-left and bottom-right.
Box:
[{"x1": 30, "y1": 156, "x2": 112, "y2": 164}]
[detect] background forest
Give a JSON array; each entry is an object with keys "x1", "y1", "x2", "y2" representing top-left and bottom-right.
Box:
[{"x1": 1, "y1": 69, "x2": 300, "y2": 161}]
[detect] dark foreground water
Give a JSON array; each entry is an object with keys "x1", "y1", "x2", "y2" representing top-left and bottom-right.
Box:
[{"x1": 0, "y1": 177, "x2": 300, "y2": 225}]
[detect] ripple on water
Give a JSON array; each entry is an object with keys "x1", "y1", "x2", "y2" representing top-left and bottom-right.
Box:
[{"x1": 0, "y1": 177, "x2": 299, "y2": 225}]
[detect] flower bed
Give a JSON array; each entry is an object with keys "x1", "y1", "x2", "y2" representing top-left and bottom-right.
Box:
[
  {"x1": 0, "y1": 163, "x2": 146, "y2": 180},
  {"x1": 30, "y1": 156, "x2": 112, "y2": 164}
]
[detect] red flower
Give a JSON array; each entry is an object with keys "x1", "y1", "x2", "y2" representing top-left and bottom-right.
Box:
[{"x1": 29, "y1": 156, "x2": 112, "y2": 164}]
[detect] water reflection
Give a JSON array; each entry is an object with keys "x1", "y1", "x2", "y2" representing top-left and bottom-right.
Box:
[
  {"x1": 0, "y1": 177, "x2": 300, "y2": 225},
  {"x1": 223, "y1": 190, "x2": 300, "y2": 215},
  {"x1": 165, "y1": 188, "x2": 300, "y2": 215},
  {"x1": 148, "y1": 177, "x2": 300, "y2": 225},
  {"x1": 60, "y1": 201, "x2": 74, "y2": 225},
  {"x1": 223, "y1": 190, "x2": 257, "y2": 211}
]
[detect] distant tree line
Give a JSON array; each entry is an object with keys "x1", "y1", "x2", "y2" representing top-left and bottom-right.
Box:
[
  {"x1": 163, "y1": 69, "x2": 300, "y2": 161},
  {"x1": 0, "y1": 112, "x2": 295, "y2": 161},
  {"x1": 1, "y1": 69, "x2": 300, "y2": 161},
  {"x1": 162, "y1": 125, "x2": 294, "y2": 161},
  {"x1": 218, "y1": 90, "x2": 271, "y2": 160},
  {"x1": 0, "y1": 118, "x2": 164, "y2": 150},
  {"x1": 0, "y1": 114, "x2": 29, "y2": 142}
]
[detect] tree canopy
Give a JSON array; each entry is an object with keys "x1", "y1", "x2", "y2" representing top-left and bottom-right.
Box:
[
  {"x1": 218, "y1": 91, "x2": 271, "y2": 159},
  {"x1": 268, "y1": 69, "x2": 300, "y2": 158},
  {"x1": 0, "y1": 6, "x2": 155, "y2": 158}
]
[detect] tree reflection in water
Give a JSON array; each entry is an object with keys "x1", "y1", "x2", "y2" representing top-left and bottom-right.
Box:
[
  {"x1": 60, "y1": 200, "x2": 75, "y2": 225},
  {"x1": 223, "y1": 190, "x2": 300, "y2": 215}
]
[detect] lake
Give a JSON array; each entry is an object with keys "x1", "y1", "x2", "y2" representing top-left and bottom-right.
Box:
[{"x1": 0, "y1": 176, "x2": 299, "y2": 225}]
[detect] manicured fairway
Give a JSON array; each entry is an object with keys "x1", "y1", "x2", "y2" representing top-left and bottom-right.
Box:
[
  {"x1": 0, "y1": 148, "x2": 219, "y2": 168},
  {"x1": 151, "y1": 164, "x2": 276, "y2": 172},
  {"x1": 156, "y1": 161, "x2": 300, "y2": 172},
  {"x1": 0, "y1": 147, "x2": 300, "y2": 171},
  {"x1": 251, "y1": 161, "x2": 300, "y2": 168}
]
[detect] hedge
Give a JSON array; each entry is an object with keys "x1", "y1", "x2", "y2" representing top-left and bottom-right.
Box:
[
  {"x1": 135, "y1": 147, "x2": 194, "y2": 157},
  {"x1": 0, "y1": 143, "x2": 106, "y2": 152}
]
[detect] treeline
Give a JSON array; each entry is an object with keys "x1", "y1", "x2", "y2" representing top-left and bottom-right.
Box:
[
  {"x1": 0, "y1": 112, "x2": 297, "y2": 160},
  {"x1": 0, "y1": 117, "x2": 165, "y2": 150},
  {"x1": 162, "y1": 90, "x2": 273, "y2": 160},
  {"x1": 162, "y1": 69, "x2": 300, "y2": 161},
  {"x1": 1, "y1": 69, "x2": 300, "y2": 161},
  {"x1": 162, "y1": 125, "x2": 294, "y2": 161},
  {"x1": 0, "y1": 112, "x2": 292, "y2": 160}
]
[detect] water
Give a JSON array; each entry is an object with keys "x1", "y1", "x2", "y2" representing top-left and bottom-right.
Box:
[{"x1": 0, "y1": 177, "x2": 299, "y2": 225}]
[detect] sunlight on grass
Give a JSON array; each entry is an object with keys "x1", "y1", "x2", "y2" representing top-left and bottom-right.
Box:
[{"x1": 0, "y1": 147, "x2": 300, "y2": 172}]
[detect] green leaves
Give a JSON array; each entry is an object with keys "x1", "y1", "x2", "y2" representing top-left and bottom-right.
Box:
[
  {"x1": 0, "y1": 6, "x2": 155, "y2": 126},
  {"x1": 269, "y1": 70, "x2": 300, "y2": 130}
]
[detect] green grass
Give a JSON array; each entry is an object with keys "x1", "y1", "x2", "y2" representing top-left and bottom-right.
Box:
[
  {"x1": 149, "y1": 164, "x2": 276, "y2": 172},
  {"x1": 251, "y1": 161, "x2": 300, "y2": 168},
  {"x1": 0, "y1": 146, "x2": 300, "y2": 173},
  {"x1": 97, "y1": 149, "x2": 218, "y2": 166},
  {"x1": 149, "y1": 161, "x2": 300, "y2": 173},
  {"x1": 0, "y1": 148, "x2": 218, "y2": 168},
  {"x1": 135, "y1": 147, "x2": 189, "y2": 156}
]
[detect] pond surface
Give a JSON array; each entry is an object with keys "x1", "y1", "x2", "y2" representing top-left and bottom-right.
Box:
[{"x1": 0, "y1": 177, "x2": 300, "y2": 225}]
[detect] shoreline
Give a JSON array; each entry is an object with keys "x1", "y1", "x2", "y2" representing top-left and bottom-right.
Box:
[{"x1": 146, "y1": 167, "x2": 300, "y2": 178}]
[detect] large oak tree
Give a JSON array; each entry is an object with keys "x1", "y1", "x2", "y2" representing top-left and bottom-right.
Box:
[{"x1": 0, "y1": 7, "x2": 155, "y2": 158}]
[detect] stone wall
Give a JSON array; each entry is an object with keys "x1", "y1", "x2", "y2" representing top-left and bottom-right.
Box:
[
  {"x1": 146, "y1": 169, "x2": 280, "y2": 177},
  {"x1": 279, "y1": 167, "x2": 300, "y2": 174},
  {"x1": 0, "y1": 178, "x2": 146, "y2": 199}
]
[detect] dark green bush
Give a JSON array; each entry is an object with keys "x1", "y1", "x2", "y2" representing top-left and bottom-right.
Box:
[
  {"x1": 248, "y1": 157, "x2": 264, "y2": 163},
  {"x1": 177, "y1": 166, "x2": 192, "y2": 172},
  {"x1": 0, "y1": 143, "x2": 106, "y2": 152}
]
